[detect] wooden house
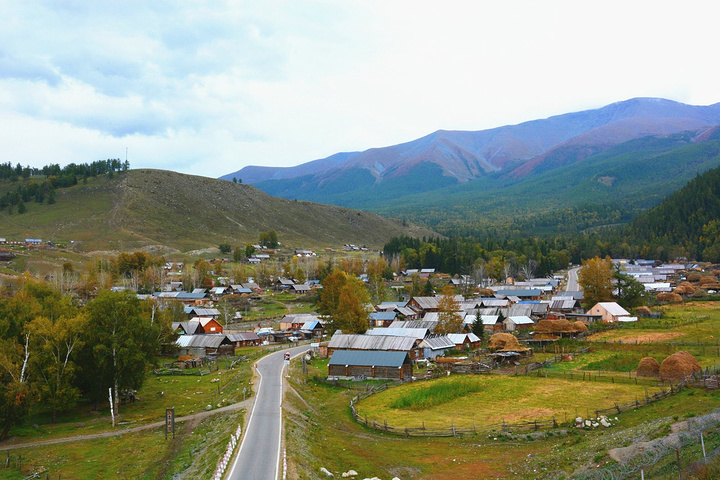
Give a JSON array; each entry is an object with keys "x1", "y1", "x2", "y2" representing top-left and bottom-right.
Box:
[
  {"x1": 226, "y1": 332, "x2": 261, "y2": 347},
  {"x1": 587, "y1": 302, "x2": 632, "y2": 323},
  {"x1": 328, "y1": 350, "x2": 413, "y2": 380}
]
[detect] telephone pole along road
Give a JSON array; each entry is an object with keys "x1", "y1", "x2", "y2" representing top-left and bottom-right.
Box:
[{"x1": 226, "y1": 344, "x2": 312, "y2": 480}]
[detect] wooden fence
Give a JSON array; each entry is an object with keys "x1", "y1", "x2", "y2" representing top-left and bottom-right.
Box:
[{"x1": 341, "y1": 368, "x2": 699, "y2": 439}]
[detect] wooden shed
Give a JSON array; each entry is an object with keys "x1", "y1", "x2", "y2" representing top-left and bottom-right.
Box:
[{"x1": 328, "y1": 350, "x2": 413, "y2": 380}]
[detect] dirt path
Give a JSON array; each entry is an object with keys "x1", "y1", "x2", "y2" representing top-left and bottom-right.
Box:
[{"x1": 0, "y1": 397, "x2": 254, "y2": 452}]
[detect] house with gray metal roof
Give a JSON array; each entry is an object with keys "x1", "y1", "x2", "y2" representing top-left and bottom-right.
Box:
[
  {"x1": 175, "y1": 334, "x2": 234, "y2": 356},
  {"x1": 328, "y1": 350, "x2": 413, "y2": 380},
  {"x1": 419, "y1": 335, "x2": 456, "y2": 358},
  {"x1": 326, "y1": 332, "x2": 423, "y2": 360}
]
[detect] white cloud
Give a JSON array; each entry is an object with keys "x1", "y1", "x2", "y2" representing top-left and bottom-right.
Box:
[{"x1": 0, "y1": 0, "x2": 718, "y2": 178}]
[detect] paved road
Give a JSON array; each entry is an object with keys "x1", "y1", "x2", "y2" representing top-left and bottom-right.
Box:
[
  {"x1": 567, "y1": 266, "x2": 581, "y2": 292},
  {"x1": 226, "y1": 345, "x2": 312, "y2": 480}
]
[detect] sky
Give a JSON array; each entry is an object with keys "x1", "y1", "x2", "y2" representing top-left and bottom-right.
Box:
[{"x1": 1, "y1": 0, "x2": 718, "y2": 179}]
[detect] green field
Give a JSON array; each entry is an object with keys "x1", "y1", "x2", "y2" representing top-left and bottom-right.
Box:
[{"x1": 356, "y1": 375, "x2": 664, "y2": 430}]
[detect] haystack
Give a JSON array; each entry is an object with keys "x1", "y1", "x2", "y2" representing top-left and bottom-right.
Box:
[
  {"x1": 657, "y1": 292, "x2": 683, "y2": 304},
  {"x1": 572, "y1": 321, "x2": 589, "y2": 333},
  {"x1": 534, "y1": 319, "x2": 585, "y2": 335},
  {"x1": 687, "y1": 272, "x2": 702, "y2": 282},
  {"x1": 699, "y1": 276, "x2": 718, "y2": 286},
  {"x1": 674, "y1": 283, "x2": 695, "y2": 295},
  {"x1": 636, "y1": 306, "x2": 652, "y2": 318},
  {"x1": 488, "y1": 333, "x2": 529, "y2": 352},
  {"x1": 659, "y1": 351, "x2": 701, "y2": 382},
  {"x1": 636, "y1": 357, "x2": 660, "y2": 378}
]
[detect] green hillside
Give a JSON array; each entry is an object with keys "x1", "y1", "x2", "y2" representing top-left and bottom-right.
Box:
[
  {"x1": 629, "y1": 164, "x2": 720, "y2": 261},
  {"x1": 0, "y1": 169, "x2": 437, "y2": 252},
  {"x1": 370, "y1": 132, "x2": 720, "y2": 236}
]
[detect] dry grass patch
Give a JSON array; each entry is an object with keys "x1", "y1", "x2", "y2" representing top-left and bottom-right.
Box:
[{"x1": 588, "y1": 331, "x2": 686, "y2": 343}]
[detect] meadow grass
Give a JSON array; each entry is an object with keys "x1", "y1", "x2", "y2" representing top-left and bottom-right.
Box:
[
  {"x1": 389, "y1": 377, "x2": 483, "y2": 410},
  {"x1": 357, "y1": 374, "x2": 664, "y2": 429}
]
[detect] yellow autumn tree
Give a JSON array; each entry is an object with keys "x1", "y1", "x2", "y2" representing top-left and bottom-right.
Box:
[
  {"x1": 578, "y1": 256, "x2": 614, "y2": 308},
  {"x1": 436, "y1": 285, "x2": 463, "y2": 334}
]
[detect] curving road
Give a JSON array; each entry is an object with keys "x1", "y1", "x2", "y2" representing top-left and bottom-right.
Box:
[
  {"x1": 226, "y1": 344, "x2": 312, "y2": 480},
  {"x1": 567, "y1": 266, "x2": 581, "y2": 292}
]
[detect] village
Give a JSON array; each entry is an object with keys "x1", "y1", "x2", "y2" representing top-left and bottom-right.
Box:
[{"x1": 1, "y1": 239, "x2": 719, "y2": 479}]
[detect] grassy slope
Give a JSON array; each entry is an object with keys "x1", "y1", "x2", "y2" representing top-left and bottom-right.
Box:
[{"x1": 0, "y1": 169, "x2": 437, "y2": 252}]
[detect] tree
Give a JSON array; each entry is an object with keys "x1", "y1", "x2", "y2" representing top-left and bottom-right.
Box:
[
  {"x1": 259, "y1": 231, "x2": 279, "y2": 249},
  {"x1": 365, "y1": 257, "x2": 388, "y2": 304},
  {"x1": 423, "y1": 279, "x2": 434, "y2": 296},
  {"x1": 80, "y1": 291, "x2": 160, "y2": 415},
  {"x1": 318, "y1": 271, "x2": 370, "y2": 333},
  {"x1": 472, "y1": 307, "x2": 485, "y2": 340},
  {"x1": 233, "y1": 246, "x2": 245, "y2": 263},
  {"x1": 578, "y1": 256, "x2": 614, "y2": 308},
  {"x1": 27, "y1": 312, "x2": 86, "y2": 423},
  {"x1": 219, "y1": 243, "x2": 232, "y2": 255},
  {"x1": 435, "y1": 285, "x2": 463, "y2": 334},
  {"x1": 0, "y1": 336, "x2": 30, "y2": 440},
  {"x1": 614, "y1": 268, "x2": 645, "y2": 308},
  {"x1": 334, "y1": 282, "x2": 370, "y2": 334}
]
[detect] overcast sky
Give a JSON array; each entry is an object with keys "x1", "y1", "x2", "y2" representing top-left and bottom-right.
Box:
[{"x1": 1, "y1": 1, "x2": 718, "y2": 179}]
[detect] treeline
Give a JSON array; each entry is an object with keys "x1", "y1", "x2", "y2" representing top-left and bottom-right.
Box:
[
  {"x1": 0, "y1": 279, "x2": 177, "y2": 438},
  {"x1": 0, "y1": 159, "x2": 129, "y2": 214},
  {"x1": 383, "y1": 235, "x2": 579, "y2": 279}
]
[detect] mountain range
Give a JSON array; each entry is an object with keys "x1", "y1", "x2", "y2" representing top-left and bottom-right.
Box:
[{"x1": 223, "y1": 98, "x2": 720, "y2": 235}]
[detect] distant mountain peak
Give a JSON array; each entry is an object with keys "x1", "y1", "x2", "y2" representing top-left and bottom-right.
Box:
[{"x1": 220, "y1": 98, "x2": 720, "y2": 207}]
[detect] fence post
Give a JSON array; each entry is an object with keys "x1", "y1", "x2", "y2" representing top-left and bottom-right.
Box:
[
  {"x1": 452, "y1": 422, "x2": 456, "y2": 436},
  {"x1": 701, "y1": 431, "x2": 707, "y2": 464}
]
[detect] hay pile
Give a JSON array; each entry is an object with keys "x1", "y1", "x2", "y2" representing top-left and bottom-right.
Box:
[
  {"x1": 687, "y1": 272, "x2": 702, "y2": 282},
  {"x1": 657, "y1": 292, "x2": 683, "y2": 304},
  {"x1": 659, "y1": 351, "x2": 701, "y2": 382},
  {"x1": 636, "y1": 306, "x2": 652, "y2": 317},
  {"x1": 573, "y1": 321, "x2": 589, "y2": 333},
  {"x1": 488, "y1": 333, "x2": 529, "y2": 352},
  {"x1": 534, "y1": 319, "x2": 586, "y2": 334},
  {"x1": 699, "y1": 276, "x2": 718, "y2": 286},
  {"x1": 674, "y1": 283, "x2": 696, "y2": 295},
  {"x1": 636, "y1": 357, "x2": 660, "y2": 378}
]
